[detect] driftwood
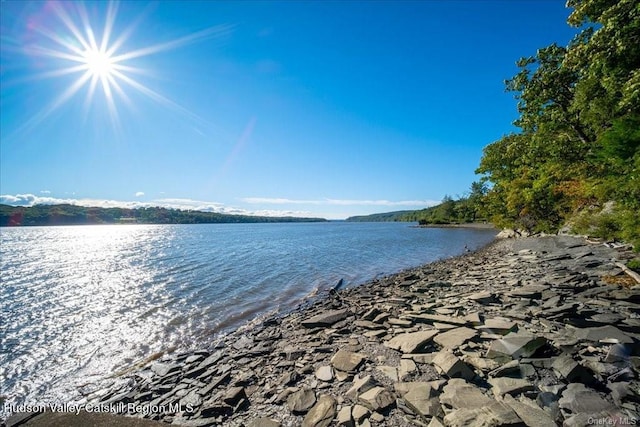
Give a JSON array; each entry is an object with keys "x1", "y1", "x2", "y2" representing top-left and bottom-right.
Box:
[{"x1": 615, "y1": 262, "x2": 640, "y2": 284}]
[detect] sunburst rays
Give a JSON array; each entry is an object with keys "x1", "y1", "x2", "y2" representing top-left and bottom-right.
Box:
[{"x1": 7, "y1": 0, "x2": 232, "y2": 139}]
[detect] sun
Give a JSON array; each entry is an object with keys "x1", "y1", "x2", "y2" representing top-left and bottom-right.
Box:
[
  {"x1": 8, "y1": 1, "x2": 232, "y2": 138},
  {"x1": 82, "y1": 48, "x2": 116, "y2": 79}
]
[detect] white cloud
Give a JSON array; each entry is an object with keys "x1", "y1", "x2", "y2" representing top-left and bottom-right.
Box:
[
  {"x1": 40, "y1": 190, "x2": 51, "y2": 194},
  {"x1": 242, "y1": 197, "x2": 320, "y2": 205},
  {"x1": 241, "y1": 197, "x2": 439, "y2": 207},
  {"x1": 0, "y1": 193, "x2": 317, "y2": 218},
  {"x1": 135, "y1": 192, "x2": 145, "y2": 197}
]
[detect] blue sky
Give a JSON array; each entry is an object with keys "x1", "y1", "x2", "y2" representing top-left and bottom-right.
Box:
[{"x1": 1, "y1": 1, "x2": 577, "y2": 219}]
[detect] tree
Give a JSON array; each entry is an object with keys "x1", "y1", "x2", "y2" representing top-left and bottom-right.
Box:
[{"x1": 476, "y1": 0, "x2": 640, "y2": 245}]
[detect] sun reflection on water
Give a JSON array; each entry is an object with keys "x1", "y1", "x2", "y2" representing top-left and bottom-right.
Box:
[{"x1": 0, "y1": 225, "x2": 176, "y2": 409}]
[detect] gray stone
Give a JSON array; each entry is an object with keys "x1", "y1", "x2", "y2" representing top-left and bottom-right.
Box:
[
  {"x1": 501, "y1": 394, "x2": 556, "y2": 427},
  {"x1": 354, "y1": 320, "x2": 385, "y2": 330},
  {"x1": 477, "y1": 318, "x2": 518, "y2": 335},
  {"x1": 605, "y1": 344, "x2": 635, "y2": 363},
  {"x1": 588, "y1": 313, "x2": 625, "y2": 324},
  {"x1": 399, "y1": 359, "x2": 417, "y2": 380},
  {"x1": 196, "y1": 351, "x2": 224, "y2": 370},
  {"x1": 551, "y1": 356, "x2": 595, "y2": 384},
  {"x1": 150, "y1": 362, "x2": 180, "y2": 377},
  {"x1": 573, "y1": 325, "x2": 634, "y2": 344},
  {"x1": 384, "y1": 329, "x2": 439, "y2": 353},
  {"x1": 223, "y1": 386, "x2": 246, "y2": 406},
  {"x1": 179, "y1": 390, "x2": 202, "y2": 408},
  {"x1": 302, "y1": 395, "x2": 337, "y2": 427},
  {"x1": 402, "y1": 382, "x2": 442, "y2": 418},
  {"x1": 433, "y1": 327, "x2": 477, "y2": 349},
  {"x1": 346, "y1": 375, "x2": 376, "y2": 400},
  {"x1": 315, "y1": 365, "x2": 334, "y2": 382},
  {"x1": 432, "y1": 351, "x2": 475, "y2": 381},
  {"x1": 558, "y1": 383, "x2": 615, "y2": 414},
  {"x1": 486, "y1": 333, "x2": 547, "y2": 360},
  {"x1": 463, "y1": 312, "x2": 483, "y2": 326},
  {"x1": 302, "y1": 309, "x2": 350, "y2": 328},
  {"x1": 287, "y1": 388, "x2": 317, "y2": 414},
  {"x1": 487, "y1": 377, "x2": 534, "y2": 397},
  {"x1": 388, "y1": 318, "x2": 413, "y2": 327},
  {"x1": 247, "y1": 418, "x2": 281, "y2": 427},
  {"x1": 508, "y1": 284, "x2": 548, "y2": 299},
  {"x1": 232, "y1": 335, "x2": 254, "y2": 350},
  {"x1": 395, "y1": 381, "x2": 435, "y2": 397},
  {"x1": 439, "y1": 378, "x2": 492, "y2": 410},
  {"x1": 410, "y1": 313, "x2": 468, "y2": 326},
  {"x1": 443, "y1": 400, "x2": 523, "y2": 427},
  {"x1": 467, "y1": 291, "x2": 497, "y2": 304},
  {"x1": 358, "y1": 386, "x2": 395, "y2": 412},
  {"x1": 376, "y1": 365, "x2": 398, "y2": 382},
  {"x1": 352, "y1": 404, "x2": 370, "y2": 423},
  {"x1": 362, "y1": 307, "x2": 381, "y2": 321},
  {"x1": 488, "y1": 360, "x2": 520, "y2": 378},
  {"x1": 331, "y1": 349, "x2": 366, "y2": 373},
  {"x1": 336, "y1": 405, "x2": 353, "y2": 427}
]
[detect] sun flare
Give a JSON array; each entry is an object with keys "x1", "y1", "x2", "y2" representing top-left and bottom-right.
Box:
[
  {"x1": 10, "y1": 0, "x2": 231, "y2": 137},
  {"x1": 82, "y1": 48, "x2": 116, "y2": 78}
]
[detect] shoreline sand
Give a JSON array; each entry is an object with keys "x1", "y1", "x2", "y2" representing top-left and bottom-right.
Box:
[{"x1": 7, "y1": 235, "x2": 640, "y2": 427}]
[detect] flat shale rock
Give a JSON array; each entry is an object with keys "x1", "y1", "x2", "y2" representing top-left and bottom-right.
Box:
[
  {"x1": 558, "y1": 383, "x2": 615, "y2": 414},
  {"x1": 384, "y1": 329, "x2": 439, "y2": 353},
  {"x1": 247, "y1": 418, "x2": 282, "y2": 427},
  {"x1": 487, "y1": 377, "x2": 534, "y2": 397},
  {"x1": 551, "y1": 356, "x2": 595, "y2": 384},
  {"x1": 315, "y1": 365, "x2": 334, "y2": 382},
  {"x1": 467, "y1": 291, "x2": 497, "y2": 304},
  {"x1": 486, "y1": 333, "x2": 547, "y2": 360},
  {"x1": 433, "y1": 327, "x2": 477, "y2": 349},
  {"x1": 401, "y1": 382, "x2": 442, "y2": 418},
  {"x1": 573, "y1": 325, "x2": 635, "y2": 344},
  {"x1": 440, "y1": 379, "x2": 492, "y2": 410},
  {"x1": 477, "y1": 318, "x2": 518, "y2": 336},
  {"x1": 432, "y1": 351, "x2": 475, "y2": 381},
  {"x1": 346, "y1": 375, "x2": 376, "y2": 400},
  {"x1": 358, "y1": 386, "x2": 395, "y2": 412},
  {"x1": 331, "y1": 349, "x2": 367, "y2": 373},
  {"x1": 287, "y1": 388, "x2": 317, "y2": 414},
  {"x1": 302, "y1": 395, "x2": 337, "y2": 427},
  {"x1": 302, "y1": 309, "x2": 350, "y2": 328},
  {"x1": 501, "y1": 394, "x2": 557, "y2": 427},
  {"x1": 335, "y1": 406, "x2": 353, "y2": 427},
  {"x1": 443, "y1": 400, "x2": 524, "y2": 427},
  {"x1": 150, "y1": 362, "x2": 180, "y2": 377}
]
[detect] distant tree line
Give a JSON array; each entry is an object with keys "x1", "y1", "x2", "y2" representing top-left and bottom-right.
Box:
[
  {"x1": 0, "y1": 204, "x2": 327, "y2": 226},
  {"x1": 346, "y1": 181, "x2": 488, "y2": 225}
]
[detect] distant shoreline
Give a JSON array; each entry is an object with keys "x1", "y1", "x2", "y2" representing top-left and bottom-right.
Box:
[{"x1": 414, "y1": 222, "x2": 497, "y2": 229}]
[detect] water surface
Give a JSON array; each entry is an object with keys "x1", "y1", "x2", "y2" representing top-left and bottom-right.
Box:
[{"x1": 0, "y1": 222, "x2": 496, "y2": 409}]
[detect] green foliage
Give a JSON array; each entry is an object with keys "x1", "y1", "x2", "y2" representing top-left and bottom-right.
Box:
[
  {"x1": 476, "y1": 0, "x2": 640, "y2": 247},
  {"x1": 348, "y1": 182, "x2": 488, "y2": 225},
  {"x1": 0, "y1": 204, "x2": 327, "y2": 227},
  {"x1": 572, "y1": 203, "x2": 640, "y2": 249},
  {"x1": 627, "y1": 259, "x2": 640, "y2": 273},
  {"x1": 346, "y1": 210, "x2": 415, "y2": 222}
]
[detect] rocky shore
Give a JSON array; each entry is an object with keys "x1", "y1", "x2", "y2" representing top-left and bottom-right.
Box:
[{"x1": 15, "y1": 235, "x2": 640, "y2": 426}]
